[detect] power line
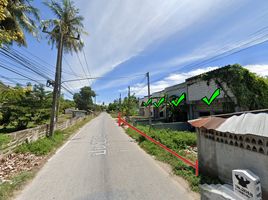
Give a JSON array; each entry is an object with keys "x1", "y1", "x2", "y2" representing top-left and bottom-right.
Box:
[
  {"x1": 62, "y1": 74, "x2": 146, "y2": 83},
  {"x1": 0, "y1": 47, "x2": 79, "y2": 96},
  {"x1": 0, "y1": 48, "x2": 52, "y2": 80},
  {"x1": 149, "y1": 32, "x2": 268, "y2": 85},
  {"x1": 0, "y1": 63, "x2": 43, "y2": 84},
  {"x1": 82, "y1": 49, "x2": 93, "y2": 85},
  {"x1": 76, "y1": 52, "x2": 91, "y2": 86}
]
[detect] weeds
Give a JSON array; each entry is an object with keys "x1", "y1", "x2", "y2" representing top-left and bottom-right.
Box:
[
  {"x1": 0, "y1": 171, "x2": 34, "y2": 200},
  {"x1": 0, "y1": 134, "x2": 11, "y2": 150},
  {"x1": 125, "y1": 125, "x2": 201, "y2": 192}
]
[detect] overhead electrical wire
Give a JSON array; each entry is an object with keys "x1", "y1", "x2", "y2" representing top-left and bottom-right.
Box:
[
  {"x1": 0, "y1": 47, "x2": 79, "y2": 95},
  {"x1": 82, "y1": 48, "x2": 93, "y2": 85},
  {"x1": 148, "y1": 29, "x2": 268, "y2": 86},
  {"x1": 76, "y1": 52, "x2": 91, "y2": 86}
]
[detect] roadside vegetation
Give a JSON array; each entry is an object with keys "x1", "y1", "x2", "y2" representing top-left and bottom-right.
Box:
[
  {"x1": 107, "y1": 95, "x2": 139, "y2": 116},
  {"x1": 0, "y1": 115, "x2": 95, "y2": 200},
  {"x1": 0, "y1": 84, "x2": 75, "y2": 133},
  {"x1": 125, "y1": 125, "x2": 220, "y2": 192},
  {"x1": 16, "y1": 116, "x2": 94, "y2": 156},
  {"x1": 0, "y1": 171, "x2": 35, "y2": 200}
]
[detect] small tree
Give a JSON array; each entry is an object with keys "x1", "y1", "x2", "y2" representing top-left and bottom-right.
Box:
[
  {"x1": 0, "y1": 84, "x2": 52, "y2": 130},
  {"x1": 73, "y1": 86, "x2": 96, "y2": 111}
]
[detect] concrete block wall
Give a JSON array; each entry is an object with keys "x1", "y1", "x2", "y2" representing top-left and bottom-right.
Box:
[{"x1": 198, "y1": 128, "x2": 268, "y2": 199}]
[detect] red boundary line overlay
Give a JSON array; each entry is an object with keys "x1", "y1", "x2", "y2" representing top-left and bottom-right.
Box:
[{"x1": 118, "y1": 113, "x2": 199, "y2": 176}]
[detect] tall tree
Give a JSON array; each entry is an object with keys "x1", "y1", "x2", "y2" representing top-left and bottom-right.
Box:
[
  {"x1": 73, "y1": 86, "x2": 95, "y2": 111},
  {"x1": 43, "y1": 0, "x2": 87, "y2": 136},
  {"x1": 0, "y1": 0, "x2": 39, "y2": 46}
]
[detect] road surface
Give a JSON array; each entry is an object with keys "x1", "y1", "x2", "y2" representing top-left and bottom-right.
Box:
[{"x1": 15, "y1": 113, "x2": 195, "y2": 200}]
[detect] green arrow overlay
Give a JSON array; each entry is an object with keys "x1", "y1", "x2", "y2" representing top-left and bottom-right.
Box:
[
  {"x1": 143, "y1": 98, "x2": 152, "y2": 107},
  {"x1": 202, "y1": 88, "x2": 220, "y2": 106},
  {"x1": 153, "y1": 97, "x2": 165, "y2": 108},
  {"x1": 171, "y1": 93, "x2": 186, "y2": 107}
]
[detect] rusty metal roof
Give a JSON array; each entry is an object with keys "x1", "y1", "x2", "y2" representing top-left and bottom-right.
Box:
[{"x1": 188, "y1": 112, "x2": 268, "y2": 137}]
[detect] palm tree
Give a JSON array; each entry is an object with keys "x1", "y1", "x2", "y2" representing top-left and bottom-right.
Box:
[
  {"x1": 0, "y1": 0, "x2": 39, "y2": 46},
  {"x1": 42, "y1": 0, "x2": 86, "y2": 136},
  {"x1": 42, "y1": 0, "x2": 86, "y2": 52}
]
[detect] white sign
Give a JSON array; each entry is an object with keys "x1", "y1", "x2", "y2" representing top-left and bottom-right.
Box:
[{"x1": 232, "y1": 169, "x2": 262, "y2": 200}]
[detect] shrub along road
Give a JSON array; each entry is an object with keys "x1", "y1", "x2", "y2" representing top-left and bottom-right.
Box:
[{"x1": 15, "y1": 113, "x2": 196, "y2": 200}]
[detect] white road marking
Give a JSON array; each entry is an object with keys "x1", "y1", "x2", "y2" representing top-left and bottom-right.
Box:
[
  {"x1": 90, "y1": 137, "x2": 107, "y2": 156},
  {"x1": 48, "y1": 125, "x2": 88, "y2": 162}
]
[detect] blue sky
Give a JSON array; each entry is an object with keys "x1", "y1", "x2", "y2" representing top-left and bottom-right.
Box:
[{"x1": 2, "y1": 0, "x2": 268, "y2": 103}]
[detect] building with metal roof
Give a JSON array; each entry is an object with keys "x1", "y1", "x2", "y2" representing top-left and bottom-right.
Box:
[{"x1": 188, "y1": 109, "x2": 268, "y2": 199}]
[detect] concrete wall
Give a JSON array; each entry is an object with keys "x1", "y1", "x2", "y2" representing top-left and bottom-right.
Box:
[
  {"x1": 197, "y1": 128, "x2": 268, "y2": 199},
  {"x1": 187, "y1": 79, "x2": 234, "y2": 102},
  {"x1": 151, "y1": 122, "x2": 193, "y2": 131}
]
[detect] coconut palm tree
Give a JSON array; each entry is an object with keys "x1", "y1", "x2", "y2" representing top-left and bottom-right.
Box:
[
  {"x1": 42, "y1": 0, "x2": 86, "y2": 136},
  {"x1": 42, "y1": 0, "x2": 86, "y2": 52},
  {"x1": 0, "y1": 0, "x2": 39, "y2": 46}
]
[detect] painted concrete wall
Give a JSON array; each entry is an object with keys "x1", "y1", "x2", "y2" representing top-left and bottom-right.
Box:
[
  {"x1": 188, "y1": 80, "x2": 234, "y2": 102},
  {"x1": 197, "y1": 129, "x2": 268, "y2": 199}
]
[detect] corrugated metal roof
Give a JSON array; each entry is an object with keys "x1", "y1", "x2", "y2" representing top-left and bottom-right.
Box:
[
  {"x1": 188, "y1": 117, "x2": 211, "y2": 128},
  {"x1": 188, "y1": 112, "x2": 268, "y2": 137},
  {"x1": 216, "y1": 113, "x2": 268, "y2": 137},
  {"x1": 203, "y1": 117, "x2": 226, "y2": 130}
]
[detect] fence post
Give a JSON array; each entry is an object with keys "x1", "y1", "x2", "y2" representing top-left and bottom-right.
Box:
[{"x1": 195, "y1": 160, "x2": 199, "y2": 176}]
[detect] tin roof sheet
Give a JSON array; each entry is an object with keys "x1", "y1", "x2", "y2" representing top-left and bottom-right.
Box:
[{"x1": 189, "y1": 112, "x2": 268, "y2": 137}]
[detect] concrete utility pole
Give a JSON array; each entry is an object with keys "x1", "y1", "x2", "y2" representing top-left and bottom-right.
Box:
[
  {"x1": 127, "y1": 86, "x2": 130, "y2": 121},
  {"x1": 43, "y1": 25, "x2": 80, "y2": 137},
  {"x1": 146, "y1": 72, "x2": 152, "y2": 126},
  {"x1": 119, "y1": 93, "x2": 122, "y2": 113},
  {"x1": 55, "y1": 64, "x2": 63, "y2": 123},
  {"x1": 49, "y1": 31, "x2": 64, "y2": 137}
]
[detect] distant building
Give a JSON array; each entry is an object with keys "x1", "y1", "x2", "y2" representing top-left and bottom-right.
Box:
[
  {"x1": 139, "y1": 67, "x2": 239, "y2": 122},
  {"x1": 72, "y1": 110, "x2": 87, "y2": 118},
  {"x1": 188, "y1": 109, "x2": 268, "y2": 199},
  {"x1": 64, "y1": 108, "x2": 87, "y2": 118},
  {"x1": 64, "y1": 108, "x2": 76, "y2": 114}
]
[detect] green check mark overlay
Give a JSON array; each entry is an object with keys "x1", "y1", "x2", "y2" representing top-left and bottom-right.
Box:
[
  {"x1": 153, "y1": 97, "x2": 165, "y2": 108},
  {"x1": 143, "y1": 98, "x2": 152, "y2": 107},
  {"x1": 171, "y1": 93, "x2": 186, "y2": 107},
  {"x1": 202, "y1": 88, "x2": 220, "y2": 106}
]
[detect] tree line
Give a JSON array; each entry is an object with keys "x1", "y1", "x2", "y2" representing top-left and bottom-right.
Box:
[{"x1": 0, "y1": 83, "x2": 96, "y2": 132}]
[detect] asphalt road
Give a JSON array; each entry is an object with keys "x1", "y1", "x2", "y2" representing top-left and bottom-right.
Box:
[{"x1": 15, "y1": 113, "x2": 195, "y2": 200}]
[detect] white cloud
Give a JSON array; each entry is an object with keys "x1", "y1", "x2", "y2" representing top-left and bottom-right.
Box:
[
  {"x1": 65, "y1": 0, "x2": 251, "y2": 90},
  {"x1": 132, "y1": 66, "x2": 219, "y2": 96},
  {"x1": 131, "y1": 65, "x2": 268, "y2": 97},
  {"x1": 245, "y1": 65, "x2": 268, "y2": 76}
]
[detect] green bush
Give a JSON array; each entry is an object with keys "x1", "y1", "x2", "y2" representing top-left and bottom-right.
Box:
[{"x1": 16, "y1": 131, "x2": 64, "y2": 156}]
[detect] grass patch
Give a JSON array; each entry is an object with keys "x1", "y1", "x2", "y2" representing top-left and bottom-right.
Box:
[
  {"x1": 15, "y1": 116, "x2": 93, "y2": 156},
  {"x1": 0, "y1": 134, "x2": 11, "y2": 150},
  {"x1": 0, "y1": 171, "x2": 35, "y2": 200},
  {"x1": 126, "y1": 125, "x2": 219, "y2": 192}
]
